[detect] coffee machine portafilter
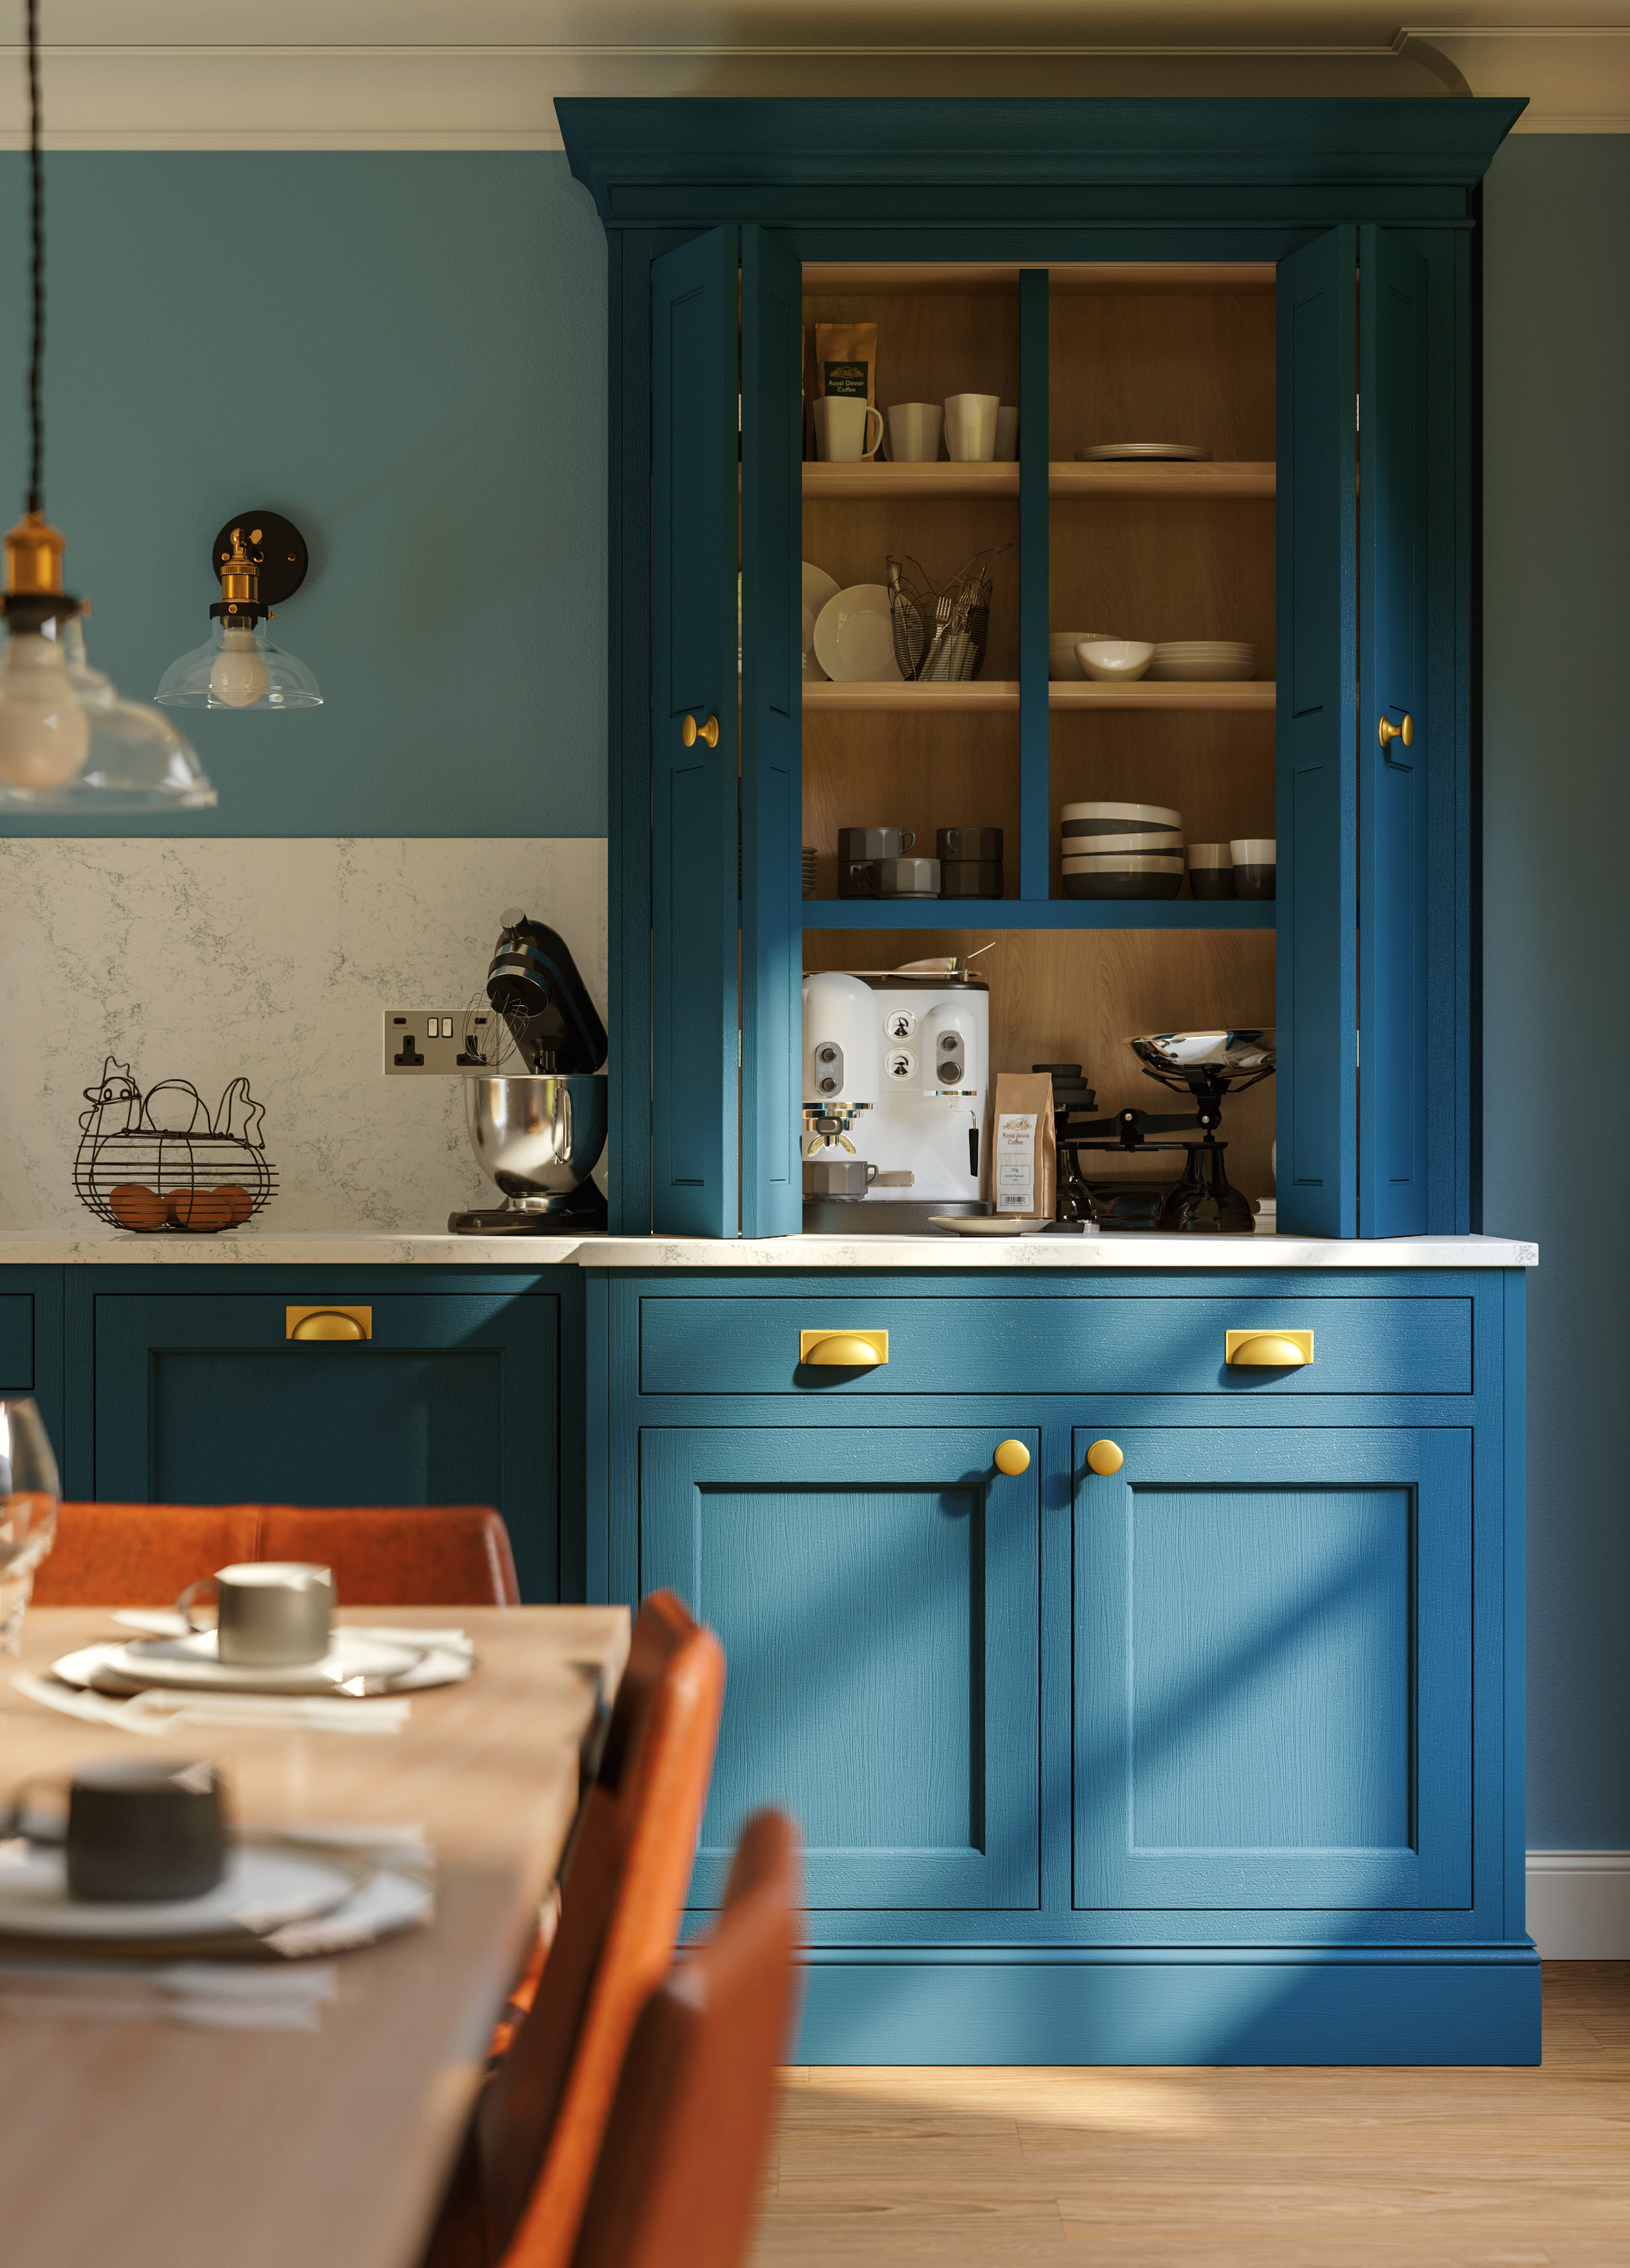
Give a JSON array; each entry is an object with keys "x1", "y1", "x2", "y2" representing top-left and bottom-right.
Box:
[{"x1": 449, "y1": 910, "x2": 610, "y2": 1236}]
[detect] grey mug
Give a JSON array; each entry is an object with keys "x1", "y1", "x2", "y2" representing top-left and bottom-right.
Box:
[{"x1": 178, "y1": 1560, "x2": 334, "y2": 1668}]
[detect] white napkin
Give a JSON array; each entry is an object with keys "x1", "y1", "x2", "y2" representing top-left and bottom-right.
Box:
[
  {"x1": 12, "y1": 1674, "x2": 410, "y2": 1736},
  {"x1": 0, "y1": 1957, "x2": 340, "y2": 2029}
]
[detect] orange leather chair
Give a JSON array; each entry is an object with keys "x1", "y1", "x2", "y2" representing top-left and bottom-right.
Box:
[
  {"x1": 560, "y1": 1811, "x2": 801, "y2": 2268},
  {"x1": 425, "y1": 1591, "x2": 726, "y2": 2268},
  {"x1": 34, "y1": 1502, "x2": 519, "y2": 1608}
]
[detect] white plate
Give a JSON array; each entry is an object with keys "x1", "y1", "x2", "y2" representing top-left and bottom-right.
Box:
[
  {"x1": 801, "y1": 562, "x2": 840, "y2": 680},
  {"x1": 928, "y1": 1216, "x2": 1029, "y2": 1235},
  {"x1": 1060, "y1": 801, "x2": 1183, "y2": 826},
  {"x1": 53, "y1": 1632, "x2": 452, "y2": 1698},
  {"x1": 1075, "y1": 443, "x2": 1212, "y2": 461},
  {"x1": 0, "y1": 1844, "x2": 356, "y2": 1942},
  {"x1": 813, "y1": 585, "x2": 901, "y2": 683},
  {"x1": 1147, "y1": 656, "x2": 1258, "y2": 682}
]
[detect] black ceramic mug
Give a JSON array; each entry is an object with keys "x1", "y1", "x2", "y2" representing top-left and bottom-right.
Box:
[{"x1": 4, "y1": 1758, "x2": 228, "y2": 1903}]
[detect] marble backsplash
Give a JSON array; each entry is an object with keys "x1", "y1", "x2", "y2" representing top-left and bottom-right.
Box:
[{"x1": 0, "y1": 839, "x2": 608, "y2": 1232}]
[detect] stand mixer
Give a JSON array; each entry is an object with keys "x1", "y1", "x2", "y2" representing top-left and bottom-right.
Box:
[{"x1": 449, "y1": 910, "x2": 609, "y2": 1235}]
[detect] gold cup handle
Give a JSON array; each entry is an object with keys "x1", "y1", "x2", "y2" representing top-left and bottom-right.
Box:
[
  {"x1": 1377, "y1": 713, "x2": 1414, "y2": 750},
  {"x1": 287, "y1": 1306, "x2": 372, "y2": 1341},
  {"x1": 681, "y1": 713, "x2": 720, "y2": 750},
  {"x1": 1226, "y1": 1330, "x2": 1313, "y2": 1366},
  {"x1": 799, "y1": 1329, "x2": 888, "y2": 1367}
]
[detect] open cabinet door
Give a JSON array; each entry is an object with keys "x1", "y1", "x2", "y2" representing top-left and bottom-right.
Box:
[
  {"x1": 1275, "y1": 227, "x2": 1358, "y2": 1239},
  {"x1": 650, "y1": 227, "x2": 739, "y2": 1235},
  {"x1": 1359, "y1": 227, "x2": 1430, "y2": 1238},
  {"x1": 739, "y1": 226, "x2": 803, "y2": 1238}
]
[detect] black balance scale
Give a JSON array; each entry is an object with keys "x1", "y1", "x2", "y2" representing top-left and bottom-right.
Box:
[{"x1": 1043, "y1": 1031, "x2": 1275, "y2": 1234}]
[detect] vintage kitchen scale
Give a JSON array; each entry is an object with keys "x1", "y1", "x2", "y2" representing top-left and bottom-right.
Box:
[{"x1": 1051, "y1": 1030, "x2": 1275, "y2": 1233}]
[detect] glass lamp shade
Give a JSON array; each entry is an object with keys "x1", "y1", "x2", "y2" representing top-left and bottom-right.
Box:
[
  {"x1": 156, "y1": 616, "x2": 322, "y2": 710},
  {"x1": 0, "y1": 616, "x2": 216, "y2": 811}
]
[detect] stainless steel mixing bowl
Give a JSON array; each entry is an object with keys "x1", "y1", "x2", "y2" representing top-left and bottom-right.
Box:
[{"x1": 464, "y1": 1074, "x2": 607, "y2": 1199}]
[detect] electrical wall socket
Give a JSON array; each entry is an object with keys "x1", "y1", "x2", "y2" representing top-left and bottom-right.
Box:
[{"x1": 383, "y1": 1010, "x2": 494, "y2": 1074}]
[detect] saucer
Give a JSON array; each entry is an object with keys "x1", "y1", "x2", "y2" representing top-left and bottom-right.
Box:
[{"x1": 0, "y1": 1844, "x2": 355, "y2": 1943}]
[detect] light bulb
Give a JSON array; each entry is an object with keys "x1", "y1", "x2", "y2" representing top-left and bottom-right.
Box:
[
  {"x1": 209, "y1": 622, "x2": 270, "y2": 708},
  {"x1": 0, "y1": 627, "x2": 91, "y2": 787}
]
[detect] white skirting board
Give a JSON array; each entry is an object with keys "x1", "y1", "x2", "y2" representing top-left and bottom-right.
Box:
[{"x1": 1526, "y1": 1853, "x2": 1630, "y2": 1957}]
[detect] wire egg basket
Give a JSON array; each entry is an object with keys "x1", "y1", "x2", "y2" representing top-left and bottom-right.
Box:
[{"x1": 73, "y1": 1060, "x2": 277, "y2": 1233}]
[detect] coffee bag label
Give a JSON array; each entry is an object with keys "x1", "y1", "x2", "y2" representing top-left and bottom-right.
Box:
[
  {"x1": 823, "y1": 360, "x2": 869, "y2": 399},
  {"x1": 994, "y1": 1112, "x2": 1037, "y2": 1212}
]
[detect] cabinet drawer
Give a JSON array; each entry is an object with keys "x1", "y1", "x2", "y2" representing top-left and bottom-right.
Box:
[
  {"x1": 0, "y1": 1295, "x2": 33, "y2": 1392},
  {"x1": 638, "y1": 1291, "x2": 1473, "y2": 1397}
]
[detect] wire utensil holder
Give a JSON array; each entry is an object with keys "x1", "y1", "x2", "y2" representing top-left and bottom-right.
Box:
[
  {"x1": 888, "y1": 545, "x2": 1010, "y2": 682},
  {"x1": 73, "y1": 1059, "x2": 277, "y2": 1233}
]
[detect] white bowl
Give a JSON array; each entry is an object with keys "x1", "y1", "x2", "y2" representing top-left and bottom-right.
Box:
[
  {"x1": 1061, "y1": 831, "x2": 1186, "y2": 858},
  {"x1": 1062, "y1": 852, "x2": 1186, "y2": 872},
  {"x1": 1076, "y1": 638, "x2": 1153, "y2": 682},
  {"x1": 1048, "y1": 630, "x2": 1117, "y2": 681},
  {"x1": 1060, "y1": 801, "x2": 1182, "y2": 825}
]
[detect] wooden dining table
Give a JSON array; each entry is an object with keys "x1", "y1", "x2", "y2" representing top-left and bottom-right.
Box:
[{"x1": 0, "y1": 1602, "x2": 631, "y2": 2268}]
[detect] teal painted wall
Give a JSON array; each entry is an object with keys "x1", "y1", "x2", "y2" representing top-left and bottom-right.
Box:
[
  {"x1": 0, "y1": 154, "x2": 606, "y2": 835},
  {"x1": 1482, "y1": 135, "x2": 1630, "y2": 1851}
]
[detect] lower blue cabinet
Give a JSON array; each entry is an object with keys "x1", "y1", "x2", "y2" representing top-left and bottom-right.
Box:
[
  {"x1": 1073, "y1": 1425, "x2": 1472, "y2": 1913},
  {"x1": 81, "y1": 1280, "x2": 562, "y2": 1601},
  {"x1": 638, "y1": 1424, "x2": 1040, "y2": 1911}
]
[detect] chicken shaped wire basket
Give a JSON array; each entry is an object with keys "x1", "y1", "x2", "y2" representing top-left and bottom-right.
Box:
[{"x1": 74, "y1": 1059, "x2": 277, "y2": 1233}]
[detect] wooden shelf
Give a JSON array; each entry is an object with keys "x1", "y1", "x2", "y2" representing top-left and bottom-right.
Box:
[
  {"x1": 803, "y1": 680, "x2": 1274, "y2": 713},
  {"x1": 800, "y1": 461, "x2": 1273, "y2": 501},
  {"x1": 801, "y1": 263, "x2": 1275, "y2": 297},
  {"x1": 801, "y1": 898, "x2": 1276, "y2": 931}
]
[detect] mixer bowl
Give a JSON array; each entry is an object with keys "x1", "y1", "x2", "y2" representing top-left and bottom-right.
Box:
[{"x1": 465, "y1": 1074, "x2": 607, "y2": 1199}]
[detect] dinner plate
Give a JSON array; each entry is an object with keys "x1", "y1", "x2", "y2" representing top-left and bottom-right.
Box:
[
  {"x1": 51, "y1": 1633, "x2": 469, "y2": 1698},
  {"x1": 813, "y1": 585, "x2": 901, "y2": 683},
  {"x1": 0, "y1": 1844, "x2": 356, "y2": 1942},
  {"x1": 1075, "y1": 443, "x2": 1212, "y2": 461},
  {"x1": 802, "y1": 562, "x2": 840, "y2": 680},
  {"x1": 1146, "y1": 656, "x2": 1258, "y2": 682},
  {"x1": 927, "y1": 1215, "x2": 1049, "y2": 1235}
]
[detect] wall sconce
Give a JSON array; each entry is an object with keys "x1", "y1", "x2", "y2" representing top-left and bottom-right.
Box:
[{"x1": 156, "y1": 512, "x2": 323, "y2": 710}]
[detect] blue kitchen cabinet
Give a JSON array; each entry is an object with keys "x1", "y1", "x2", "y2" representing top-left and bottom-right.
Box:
[
  {"x1": 67, "y1": 1270, "x2": 564, "y2": 1602},
  {"x1": 639, "y1": 1423, "x2": 1039, "y2": 1912},
  {"x1": 0, "y1": 1266, "x2": 64, "y2": 1459},
  {"x1": 1073, "y1": 1424, "x2": 1472, "y2": 1913}
]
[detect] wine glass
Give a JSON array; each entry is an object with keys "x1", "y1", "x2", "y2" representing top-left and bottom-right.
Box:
[{"x1": 0, "y1": 1400, "x2": 61, "y2": 1653}]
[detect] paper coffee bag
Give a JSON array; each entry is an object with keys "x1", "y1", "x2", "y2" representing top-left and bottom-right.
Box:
[
  {"x1": 814, "y1": 321, "x2": 877, "y2": 405},
  {"x1": 990, "y1": 1071, "x2": 1056, "y2": 1219}
]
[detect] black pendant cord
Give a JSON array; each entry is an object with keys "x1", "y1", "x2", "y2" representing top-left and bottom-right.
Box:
[{"x1": 24, "y1": 0, "x2": 43, "y2": 516}]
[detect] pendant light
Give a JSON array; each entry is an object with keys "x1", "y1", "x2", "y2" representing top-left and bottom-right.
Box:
[
  {"x1": 0, "y1": 0, "x2": 214, "y2": 811},
  {"x1": 156, "y1": 511, "x2": 322, "y2": 710}
]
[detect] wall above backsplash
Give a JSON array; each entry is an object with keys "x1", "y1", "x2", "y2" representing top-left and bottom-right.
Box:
[
  {"x1": 0, "y1": 838, "x2": 607, "y2": 1232},
  {"x1": 0, "y1": 153, "x2": 607, "y2": 838}
]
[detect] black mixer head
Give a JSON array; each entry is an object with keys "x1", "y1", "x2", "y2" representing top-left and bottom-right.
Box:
[{"x1": 487, "y1": 910, "x2": 608, "y2": 1075}]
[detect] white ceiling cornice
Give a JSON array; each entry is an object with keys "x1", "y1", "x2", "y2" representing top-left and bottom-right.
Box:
[{"x1": 0, "y1": 17, "x2": 1627, "y2": 148}]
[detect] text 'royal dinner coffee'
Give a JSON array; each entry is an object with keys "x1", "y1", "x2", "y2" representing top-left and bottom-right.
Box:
[{"x1": 990, "y1": 1071, "x2": 1055, "y2": 1219}]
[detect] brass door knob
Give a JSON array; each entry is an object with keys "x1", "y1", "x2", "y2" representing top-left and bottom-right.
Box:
[
  {"x1": 1377, "y1": 713, "x2": 1414, "y2": 750},
  {"x1": 286, "y1": 1305, "x2": 372, "y2": 1341},
  {"x1": 681, "y1": 713, "x2": 720, "y2": 749},
  {"x1": 993, "y1": 1440, "x2": 1030, "y2": 1476},
  {"x1": 1086, "y1": 1439, "x2": 1124, "y2": 1476}
]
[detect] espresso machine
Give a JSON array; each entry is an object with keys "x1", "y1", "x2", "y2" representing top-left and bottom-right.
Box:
[
  {"x1": 449, "y1": 909, "x2": 609, "y2": 1235},
  {"x1": 803, "y1": 960, "x2": 989, "y2": 1233}
]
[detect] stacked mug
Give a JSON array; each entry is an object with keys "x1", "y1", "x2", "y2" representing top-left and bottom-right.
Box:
[
  {"x1": 1187, "y1": 838, "x2": 1277, "y2": 900},
  {"x1": 1060, "y1": 801, "x2": 1184, "y2": 900}
]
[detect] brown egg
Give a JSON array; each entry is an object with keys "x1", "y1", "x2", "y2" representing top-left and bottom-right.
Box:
[
  {"x1": 108, "y1": 1183, "x2": 165, "y2": 1232},
  {"x1": 165, "y1": 1188, "x2": 231, "y2": 1232},
  {"x1": 214, "y1": 1184, "x2": 253, "y2": 1227}
]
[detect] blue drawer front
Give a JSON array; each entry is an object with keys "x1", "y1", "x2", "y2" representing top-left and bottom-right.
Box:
[
  {"x1": 638, "y1": 1291, "x2": 1473, "y2": 1397},
  {"x1": 0, "y1": 1295, "x2": 33, "y2": 1391}
]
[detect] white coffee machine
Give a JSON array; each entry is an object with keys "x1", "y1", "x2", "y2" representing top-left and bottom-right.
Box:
[{"x1": 803, "y1": 962, "x2": 989, "y2": 1232}]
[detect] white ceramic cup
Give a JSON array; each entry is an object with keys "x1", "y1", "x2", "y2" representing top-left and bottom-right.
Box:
[
  {"x1": 177, "y1": 1561, "x2": 335, "y2": 1667},
  {"x1": 886, "y1": 403, "x2": 942, "y2": 462},
  {"x1": 943, "y1": 393, "x2": 999, "y2": 462},
  {"x1": 1230, "y1": 839, "x2": 1276, "y2": 865},
  {"x1": 993, "y1": 406, "x2": 1020, "y2": 461},
  {"x1": 815, "y1": 396, "x2": 883, "y2": 462}
]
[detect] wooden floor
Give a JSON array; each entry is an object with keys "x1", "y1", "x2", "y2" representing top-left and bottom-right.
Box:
[{"x1": 752, "y1": 1964, "x2": 1630, "y2": 2267}]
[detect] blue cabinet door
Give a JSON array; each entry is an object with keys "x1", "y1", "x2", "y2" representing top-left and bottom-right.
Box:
[
  {"x1": 88, "y1": 1290, "x2": 560, "y2": 1600},
  {"x1": 1074, "y1": 1425, "x2": 1472, "y2": 1912},
  {"x1": 639, "y1": 1424, "x2": 1040, "y2": 1911},
  {"x1": 650, "y1": 225, "x2": 739, "y2": 1236},
  {"x1": 1275, "y1": 227, "x2": 1358, "y2": 1239}
]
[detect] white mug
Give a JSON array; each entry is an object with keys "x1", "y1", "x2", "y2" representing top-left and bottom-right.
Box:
[
  {"x1": 814, "y1": 396, "x2": 883, "y2": 463},
  {"x1": 943, "y1": 393, "x2": 999, "y2": 463},
  {"x1": 993, "y1": 405, "x2": 1020, "y2": 461},
  {"x1": 886, "y1": 402, "x2": 942, "y2": 463}
]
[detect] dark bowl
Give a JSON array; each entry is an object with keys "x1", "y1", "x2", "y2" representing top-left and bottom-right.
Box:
[{"x1": 1063, "y1": 871, "x2": 1186, "y2": 900}]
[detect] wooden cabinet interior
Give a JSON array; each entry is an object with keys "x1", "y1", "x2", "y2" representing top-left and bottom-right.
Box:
[{"x1": 800, "y1": 924, "x2": 1277, "y2": 1203}]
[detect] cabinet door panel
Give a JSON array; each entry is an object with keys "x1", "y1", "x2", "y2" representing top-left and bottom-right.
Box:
[
  {"x1": 1074, "y1": 1426, "x2": 1471, "y2": 1911},
  {"x1": 90, "y1": 1293, "x2": 559, "y2": 1600},
  {"x1": 1275, "y1": 227, "x2": 1358, "y2": 1238},
  {"x1": 1359, "y1": 226, "x2": 1431, "y2": 1238},
  {"x1": 640, "y1": 1426, "x2": 1039, "y2": 1910},
  {"x1": 650, "y1": 225, "x2": 739, "y2": 1235}
]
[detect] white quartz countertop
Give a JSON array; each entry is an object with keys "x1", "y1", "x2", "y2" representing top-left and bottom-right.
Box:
[{"x1": 0, "y1": 1227, "x2": 1537, "y2": 1269}]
